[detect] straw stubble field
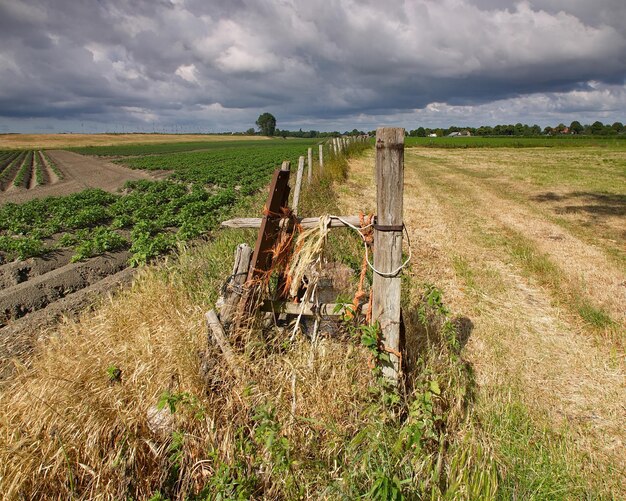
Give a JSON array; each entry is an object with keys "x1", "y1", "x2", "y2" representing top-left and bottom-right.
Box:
[{"x1": 338, "y1": 145, "x2": 625, "y2": 496}]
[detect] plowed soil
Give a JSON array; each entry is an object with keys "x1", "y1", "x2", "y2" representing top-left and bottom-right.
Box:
[
  {"x1": 0, "y1": 150, "x2": 163, "y2": 375},
  {"x1": 0, "y1": 150, "x2": 160, "y2": 204}
]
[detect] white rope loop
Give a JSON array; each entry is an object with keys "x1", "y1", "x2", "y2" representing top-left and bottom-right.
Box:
[{"x1": 328, "y1": 215, "x2": 411, "y2": 278}]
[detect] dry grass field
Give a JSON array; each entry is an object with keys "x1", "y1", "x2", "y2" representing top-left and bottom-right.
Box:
[
  {"x1": 0, "y1": 133, "x2": 266, "y2": 150},
  {"x1": 338, "y1": 146, "x2": 625, "y2": 496}
]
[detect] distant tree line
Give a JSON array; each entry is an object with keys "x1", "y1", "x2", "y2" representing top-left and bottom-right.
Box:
[
  {"x1": 226, "y1": 112, "x2": 625, "y2": 138},
  {"x1": 407, "y1": 121, "x2": 625, "y2": 137}
]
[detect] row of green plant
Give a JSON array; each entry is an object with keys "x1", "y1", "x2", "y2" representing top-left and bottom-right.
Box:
[
  {"x1": 71, "y1": 137, "x2": 319, "y2": 157},
  {"x1": 0, "y1": 180, "x2": 240, "y2": 263},
  {"x1": 12, "y1": 150, "x2": 33, "y2": 188},
  {"x1": 405, "y1": 135, "x2": 626, "y2": 149},
  {"x1": 33, "y1": 151, "x2": 45, "y2": 185},
  {"x1": 41, "y1": 150, "x2": 64, "y2": 179}
]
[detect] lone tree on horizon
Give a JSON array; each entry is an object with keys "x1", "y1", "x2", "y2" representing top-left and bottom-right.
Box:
[{"x1": 256, "y1": 112, "x2": 276, "y2": 136}]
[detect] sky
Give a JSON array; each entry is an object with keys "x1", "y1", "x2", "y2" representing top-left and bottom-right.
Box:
[{"x1": 0, "y1": 0, "x2": 625, "y2": 133}]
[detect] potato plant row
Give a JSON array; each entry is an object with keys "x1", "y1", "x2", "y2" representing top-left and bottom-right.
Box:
[
  {"x1": 41, "y1": 151, "x2": 64, "y2": 179},
  {"x1": 120, "y1": 141, "x2": 320, "y2": 193},
  {"x1": 0, "y1": 180, "x2": 236, "y2": 264},
  {"x1": 71, "y1": 137, "x2": 318, "y2": 156},
  {"x1": 13, "y1": 150, "x2": 34, "y2": 188}
]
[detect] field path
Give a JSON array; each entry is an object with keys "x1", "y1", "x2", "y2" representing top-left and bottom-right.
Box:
[
  {"x1": 0, "y1": 150, "x2": 157, "y2": 204},
  {"x1": 339, "y1": 149, "x2": 625, "y2": 485}
]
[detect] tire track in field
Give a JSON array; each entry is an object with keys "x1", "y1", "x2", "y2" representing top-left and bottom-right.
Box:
[
  {"x1": 431, "y1": 157, "x2": 626, "y2": 328},
  {"x1": 340, "y1": 149, "x2": 626, "y2": 484}
]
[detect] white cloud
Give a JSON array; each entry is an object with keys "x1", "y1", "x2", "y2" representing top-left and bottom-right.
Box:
[
  {"x1": 215, "y1": 46, "x2": 281, "y2": 74},
  {"x1": 175, "y1": 64, "x2": 199, "y2": 83}
]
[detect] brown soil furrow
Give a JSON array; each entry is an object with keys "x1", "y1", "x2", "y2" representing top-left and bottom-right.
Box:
[
  {"x1": 36, "y1": 151, "x2": 51, "y2": 185},
  {"x1": 39, "y1": 150, "x2": 59, "y2": 184},
  {"x1": 1, "y1": 150, "x2": 159, "y2": 204},
  {"x1": 0, "y1": 249, "x2": 75, "y2": 289},
  {"x1": 0, "y1": 267, "x2": 135, "y2": 380},
  {"x1": 27, "y1": 157, "x2": 37, "y2": 189},
  {"x1": 46, "y1": 150, "x2": 156, "y2": 190},
  {"x1": 0, "y1": 250, "x2": 130, "y2": 327},
  {"x1": 340, "y1": 150, "x2": 626, "y2": 480}
]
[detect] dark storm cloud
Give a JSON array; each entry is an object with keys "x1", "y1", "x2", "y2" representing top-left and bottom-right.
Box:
[{"x1": 0, "y1": 0, "x2": 624, "y2": 131}]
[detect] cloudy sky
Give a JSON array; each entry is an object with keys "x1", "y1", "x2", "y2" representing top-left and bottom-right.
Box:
[{"x1": 0, "y1": 0, "x2": 625, "y2": 133}]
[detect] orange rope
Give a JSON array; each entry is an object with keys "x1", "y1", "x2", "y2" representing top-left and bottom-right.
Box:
[
  {"x1": 255, "y1": 206, "x2": 302, "y2": 292},
  {"x1": 347, "y1": 212, "x2": 373, "y2": 319}
]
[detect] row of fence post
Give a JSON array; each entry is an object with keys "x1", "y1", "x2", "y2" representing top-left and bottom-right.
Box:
[
  {"x1": 292, "y1": 135, "x2": 370, "y2": 215},
  {"x1": 287, "y1": 129, "x2": 405, "y2": 383}
]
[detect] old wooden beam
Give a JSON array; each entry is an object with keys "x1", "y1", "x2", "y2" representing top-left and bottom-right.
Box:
[
  {"x1": 318, "y1": 144, "x2": 324, "y2": 174},
  {"x1": 206, "y1": 309, "x2": 243, "y2": 378},
  {"x1": 221, "y1": 215, "x2": 362, "y2": 230},
  {"x1": 371, "y1": 127, "x2": 405, "y2": 383},
  {"x1": 218, "y1": 243, "x2": 253, "y2": 328},
  {"x1": 247, "y1": 161, "x2": 291, "y2": 282},
  {"x1": 292, "y1": 155, "x2": 305, "y2": 216}
]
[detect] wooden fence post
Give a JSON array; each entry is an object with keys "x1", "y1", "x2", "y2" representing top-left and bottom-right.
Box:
[
  {"x1": 371, "y1": 127, "x2": 404, "y2": 383},
  {"x1": 318, "y1": 144, "x2": 324, "y2": 175},
  {"x1": 218, "y1": 243, "x2": 253, "y2": 328},
  {"x1": 307, "y1": 147, "x2": 313, "y2": 185},
  {"x1": 293, "y1": 156, "x2": 305, "y2": 215}
]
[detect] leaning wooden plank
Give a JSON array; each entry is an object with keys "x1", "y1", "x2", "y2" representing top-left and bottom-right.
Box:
[
  {"x1": 219, "y1": 243, "x2": 253, "y2": 328},
  {"x1": 221, "y1": 215, "x2": 362, "y2": 229},
  {"x1": 248, "y1": 161, "x2": 291, "y2": 281},
  {"x1": 206, "y1": 309, "x2": 243, "y2": 378}
]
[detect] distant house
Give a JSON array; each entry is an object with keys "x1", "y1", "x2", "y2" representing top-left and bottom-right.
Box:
[
  {"x1": 447, "y1": 130, "x2": 471, "y2": 137},
  {"x1": 428, "y1": 133, "x2": 437, "y2": 137}
]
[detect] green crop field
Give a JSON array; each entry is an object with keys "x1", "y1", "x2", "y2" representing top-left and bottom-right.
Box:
[
  {"x1": 0, "y1": 139, "x2": 321, "y2": 264},
  {"x1": 118, "y1": 140, "x2": 320, "y2": 193},
  {"x1": 70, "y1": 137, "x2": 319, "y2": 156}
]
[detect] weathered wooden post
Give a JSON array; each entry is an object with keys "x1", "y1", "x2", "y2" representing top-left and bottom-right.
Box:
[
  {"x1": 307, "y1": 147, "x2": 313, "y2": 185},
  {"x1": 218, "y1": 243, "x2": 253, "y2": 327},
  {"x1": 293, "y1": 155, "x2": 305, "y2": 215},
  {"x1": 247, "y1": 161, "x2": 291, "y2": 282},
  {"x1": 318, "y1": 144, "x2": 324, "y2": 174},
  {"x1": 371, "y1": 127, "x2": 404, "y2": 382}
]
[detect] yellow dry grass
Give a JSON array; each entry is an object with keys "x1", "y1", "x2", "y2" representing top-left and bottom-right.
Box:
[
  {"x1": 0, "y1": 261, "x2": 375, "y2": 498},
  {"x1": 338, "y1": 148, "x2": 626, "y2": 493},
  {"x1": 0, "y1": 134, "x2": 267, "y2": 150}
]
